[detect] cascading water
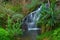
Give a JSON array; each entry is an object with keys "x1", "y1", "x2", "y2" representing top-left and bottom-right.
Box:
[{"x1": 21, "y1": 4, "x2": 49, "y2": 40}]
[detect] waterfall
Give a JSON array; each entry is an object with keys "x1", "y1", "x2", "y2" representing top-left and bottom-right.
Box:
[{"x1": 21, "y1": 3, "x2": 49, "y2": 40}]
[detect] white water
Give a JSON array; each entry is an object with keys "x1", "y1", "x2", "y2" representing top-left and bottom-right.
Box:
[
  {"x1": 21, "y1": 5, "x2": 43, "y2": 40},
  {"x1": 22, "y1": 3, "x2": 50, "y2": 40}
]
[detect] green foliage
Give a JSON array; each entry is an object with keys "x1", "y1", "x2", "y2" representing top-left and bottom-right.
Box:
[
  {"x1": 51, "y1": 28, "x2": 60, "y2": 40},
  {"x1": 0, "y1": 4, "x2": 24, "y2": 40},
  {"x1": 0, "y1": 28, "x2": 10, "y2": 40},
  {"x1": 37, "y1": 0, "x2": 59, "y2": 27},
  {"x1": 0, "y1": 11, "x2": 7, "y2": 27},
  {"x1": 37, "y1": 3, "x2": 56, "y2": 27},
  {"x1": 37, "y1": 27, "x2": 60, "y2": 40},
  {"x1": 5, "y1": 3, "x2": 22, "y2": 13},
  {"x1": 37, "y1": 0, "x2": 60, "y2": 40},
  {"x1": 0, "y1": 4, "x2": 24, "y2": 27},
  {"x1": 0, "y1": 0, "x2": 60, "y2": 40},
  {"x1": 6, "y1": 16, "x2": 23, "y2": 37},
  {"x1": 37, "y1": 30, "x2": 53, "y2": 40},
  {"x1": 26, "y1": 0, "x2": 41, "y2": 12}
]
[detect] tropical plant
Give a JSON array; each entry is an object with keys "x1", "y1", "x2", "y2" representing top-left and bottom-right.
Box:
[
  {"x1": 6, "y1": 16, "x2": 23, "y2": 37},
  {"x1": 0, "y1": 27, "x2": 10, "y2": 40},
  {"x1": 37, "y1": 0, "x2": 59, "y2": 33},
  {"x1": 37, "y1": 26, "x2": 60, "y2": 40},
  {"x1": 37, "y1": 0, "x2": 60, "y2": 40},
  {"x1": 0, "y1": 4, "x2": 24, "y2": 28}
]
